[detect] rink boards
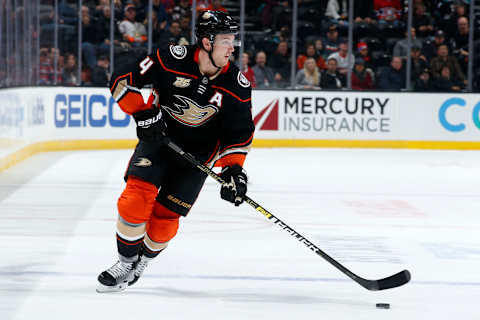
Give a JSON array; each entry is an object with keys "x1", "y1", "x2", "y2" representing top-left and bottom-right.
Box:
[{"x1": 1, "y1": 86, "x2": 480, "y2": 171}]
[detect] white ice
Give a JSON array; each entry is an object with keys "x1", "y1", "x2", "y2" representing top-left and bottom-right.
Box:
[{"x1": 0, "y1": 148, "x2": 479, "y2": 320}]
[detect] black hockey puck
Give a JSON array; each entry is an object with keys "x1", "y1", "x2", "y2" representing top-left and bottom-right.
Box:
[{"x1": 376, "y1": 303, "x2": 390, "y2": 309}]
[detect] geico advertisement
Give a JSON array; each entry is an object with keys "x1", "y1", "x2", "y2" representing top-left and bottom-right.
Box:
[
  {"x1": 46, "y1": 87, "x2": 137, "y2": 140},
  {"x1": 252, "y1": 91, "x2": 396, "y2": 139},
  {"x1": 54, "y1": 92, "x2": 132, "y2": 128}
]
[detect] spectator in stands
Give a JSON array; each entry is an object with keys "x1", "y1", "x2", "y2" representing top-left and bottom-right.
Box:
[
  {"x1": 118, "y1": 4, "x2": 147, "y2": 47},
  {"x1": 252, "y1": 51, "x2": 275, "y2": 89},
  {"x1": 452, "y1": 16, "x2": 470, "y2": 53},
  {"x1": 157, "y1": 20, "x2": 186, "y2": 48},
  {"x1": 81, "y1": 6, "x2": 98, "y2": 69},
  {"x1": 240, "y1": 52, "x2": 256, "y2": 88},
  {"x1": 410, "y1": 45, "x2": 428, "y2": 79},
  {"x1": 39, "y1": 48, "x2": 54, "y2": 85},
  {"x1": 96, "y1": 5, "x2": 113, "y2": 50},
  {"x1": 374, "y1": 0, "x2": 403, "y2": 29},
  {"x1": 150, "y1": 11, "x2": 168, "y2": 50},
  {"x1": 325, "y1": 0, "x2": 349, "y2": 28},
  {"x1": 91, "y1": 55, "x2": 110, "y2": 86},
  {"x1": 62, "y1": 53, "x2": 78, "y2": 86},
  {"x1": 295, "y1": 57, "x2": 321, "y2": 89},
  {"x1": 323, "y1": 24, "x2": 342, "y2": 56},
  {"x1": 269, "y1": 41, "x2": 291, "y2": 88},
  {"x1": 81, "y1": 66, "x2": 92, "y2": 86},
  {"x1": 422, "y1": 30, "x2": 447, "y2": 62},
  {"x1": 393, "y1": 28, "x2": 423, "y2": 59},
  {"x1": 351, "y1": 57, "x2": 374, "y2": 90},
  {"x1": 50, "y1": 48, "x2": 64, "y2": 84},
  {"x1": 451, "y1": 16, "x2": 470, "y2": 73},
  {"x1": 444, "y1": 2, "x2": 468, "y2": 38},
  {"x1": 414, "y1": 67, "x2": 433, "y2": 91},
  {"x1": 327, "y1": 42, "x2": 354, "y2": 74},
  {"x1": 355, "y1": 41, "x2": 375, "y2": 71},
  {"x1": 297, "y1": 43, "x2": 326, "y2": 70},
  {"x1": 430, "y1": 44, "x2": 466, "y2": 86},
  {"x1": 314, "y1": 39, "x2": 327, "y2": 60},
  {"x1": 377, "y1": 56, "x2": 405, "y2": 90},
  {"x1": 320, "y1": 57, "x2": 346, "y2": 89},
  {"x1": 413, "y1": 2, "x2": 434, "y2": 38},
  {"x1": 432, "y1": 66, "x2": 463, "y2": 92},
  {"x1": 179, "y1": 15, "x2": 191, "y2": 43}
]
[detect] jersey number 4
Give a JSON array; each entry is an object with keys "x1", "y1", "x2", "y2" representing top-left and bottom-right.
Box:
[{"x1": 139, "y1": 57, "x2": 154, "y2": 75}]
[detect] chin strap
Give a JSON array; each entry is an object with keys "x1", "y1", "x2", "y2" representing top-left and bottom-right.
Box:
[
  {"x1": 200, "y1": 36, "x2": 222, "y2": 70},
  {"x1": 208, "y1": 48, "x2": 222, "y2": 70}
]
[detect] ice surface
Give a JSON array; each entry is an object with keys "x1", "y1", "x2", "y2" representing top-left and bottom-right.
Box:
[{"x1": 1, "y1": 148, "x2": 479, "y2": 319}]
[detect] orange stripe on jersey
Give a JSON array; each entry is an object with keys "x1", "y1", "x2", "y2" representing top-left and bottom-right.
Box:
[
  {"x1": 194, "y1": 47, "x2": 229, "y2": 74},
  {"x1": 110, "y1": 72, "x2": 132, "y2": 92},
  {"x1": 117, "y1": 91, "x2": 149, "y2": 115},
  {"x1": 219, "y1": 133, "x2": 253, "y2": 154},
  {"x1": 157, "y1": 50, "x2": 199, "y2": 79},
  {"x1": 215, "y1": 153, "x2": 246, "y2": 168},
  {"x1": 194, "y1": 47, "x2": 200, "y2": 63},
  {"x1": 211, "y1": 85, "x2": 251, "y2": 102},
  {"x1": 220, "y1": 61, "x2": 230, "y2": 74}
]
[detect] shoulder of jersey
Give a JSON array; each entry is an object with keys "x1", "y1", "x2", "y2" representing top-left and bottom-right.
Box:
[
  {"x1": 156, "y1": 45, "x2": 193, "y2": 66},
  {"x1": 220, "y1": 63, "x2": 252, "y2": 102}
]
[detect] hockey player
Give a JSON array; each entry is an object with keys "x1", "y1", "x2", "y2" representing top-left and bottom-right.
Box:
[{"x1": 97, "y1": 11, "x2": 255, "y2": 293}]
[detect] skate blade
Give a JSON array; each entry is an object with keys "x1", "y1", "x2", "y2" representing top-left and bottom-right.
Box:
[{"x1": 96, "y1": 281, "x2": 129, "y2": 293}]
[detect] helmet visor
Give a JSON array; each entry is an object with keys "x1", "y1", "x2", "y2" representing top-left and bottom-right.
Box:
[{"x1": 214, "y1": 38, "x2": 242, "y2": 48}]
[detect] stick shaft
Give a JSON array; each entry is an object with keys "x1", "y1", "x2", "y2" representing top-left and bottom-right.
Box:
[
  {"x1": 165, "y1": 138, "x2": 410, "y2": 291},
  {"x1": 166, "y1": 140, "x2": 362, "y2": 278}
]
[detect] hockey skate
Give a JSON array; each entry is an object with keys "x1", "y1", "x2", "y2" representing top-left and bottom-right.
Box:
[
  {"x1": 96, "y1": 260, "x2": 134, "y2": 293},
  {"x1": 128, "y1": 255, "x2": 151, "y2": 286}
]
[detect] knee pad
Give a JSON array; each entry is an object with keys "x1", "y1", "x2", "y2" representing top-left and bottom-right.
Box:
[
  {"x1": 117, "y1": 176, "x2": 158, "y2": 225},
  {"x1": 146, "y1": 202, "x2": 180, "y2": 243}
]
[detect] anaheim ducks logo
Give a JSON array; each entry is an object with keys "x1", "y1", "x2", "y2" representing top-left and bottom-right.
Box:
[{"x1": 163, "y1": 95, "x2": 219, "y2": 127}]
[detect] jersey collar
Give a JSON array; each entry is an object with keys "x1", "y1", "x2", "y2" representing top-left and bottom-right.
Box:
[{"x1": 194, "y1": 46, "x2": 231, "y2": 75}]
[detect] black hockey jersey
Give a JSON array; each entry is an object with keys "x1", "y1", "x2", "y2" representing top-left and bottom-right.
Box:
[{"x1": 110, "y1": 45, "x2": 255, "y2": 168}]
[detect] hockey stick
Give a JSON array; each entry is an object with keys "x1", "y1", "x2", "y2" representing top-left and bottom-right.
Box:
[{"x1": 165, "y1": 138, "x2": 411, "y2": 291}]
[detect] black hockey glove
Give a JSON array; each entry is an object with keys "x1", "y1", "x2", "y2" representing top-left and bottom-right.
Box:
[
  {"x1": 132, "y1": 107, "x2": 167, "y2": 143},
  {"x1": 220, "y1": 165, "x2": 247, "y2": 206}
]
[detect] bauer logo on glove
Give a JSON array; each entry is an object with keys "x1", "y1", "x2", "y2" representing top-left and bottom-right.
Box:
[
  {"x1": 132, "y1": 107, "x2": 167, "y2": 142},
  {"x1": 137, "y1": 113, "x2": 162, "y2": 128}
]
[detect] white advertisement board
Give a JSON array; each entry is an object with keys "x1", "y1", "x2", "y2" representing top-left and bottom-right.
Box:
[
  {"x1": 1, "y1": 87, "x2": 480, "y2": 152},
  {"x1": 252, "y1": 90, "x2": 480, "y2": 142}
]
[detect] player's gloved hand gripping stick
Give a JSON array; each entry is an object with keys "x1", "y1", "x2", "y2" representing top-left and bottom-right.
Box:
[
  {"x1": 219, "y1": 165, "x2": 248, "y2": 206},
  {"x1": 132, "y1": 107, "x2": 166, "y2": 141},
  {"x1": 164, "y1": 138, "x2": 411, "y2": 291}
]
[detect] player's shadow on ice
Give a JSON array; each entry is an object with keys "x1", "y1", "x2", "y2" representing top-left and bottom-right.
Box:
[{"x1": 127, "y1": 286, "x2": 365, "y2": 306}]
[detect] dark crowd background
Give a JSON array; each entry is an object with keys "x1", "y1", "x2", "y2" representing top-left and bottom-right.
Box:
[{"x1": 0, "y1": 0, "x2": 479, "y2": 92}]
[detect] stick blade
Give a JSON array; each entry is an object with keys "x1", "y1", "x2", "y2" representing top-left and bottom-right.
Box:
[{"x1": 361, "y1": 269, "x2": 411, "y2": 291}]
